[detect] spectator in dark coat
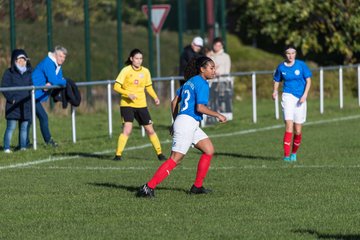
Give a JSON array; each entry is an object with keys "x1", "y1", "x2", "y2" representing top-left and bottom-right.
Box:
[
  {"x1": 179, "y1": 36, "x2": 204, "y2": 86},
  {"x1": 1, "y1": 49, "x2": 32, "y2": 153}
]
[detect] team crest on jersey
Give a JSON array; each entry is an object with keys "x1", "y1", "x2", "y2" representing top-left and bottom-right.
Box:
[
  {"x1": 139, "y1": 73, "x2": 144, "y2": 78},
  {"x1": 294, "y1": 70, "x2": 300, "y2": 75}
]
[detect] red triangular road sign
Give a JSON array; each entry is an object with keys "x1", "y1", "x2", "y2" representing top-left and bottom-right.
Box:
[{"x1": 142, "y1": 4, "x2": 171, "y2": 34}]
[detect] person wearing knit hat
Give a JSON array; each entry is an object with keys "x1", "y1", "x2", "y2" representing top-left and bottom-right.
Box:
[
  {"x1": 1, "y1": 49, "x2": 33, "y2": 153},
  {"x1": 179, "y1": 36, "x2": 204, "y2": 86}
]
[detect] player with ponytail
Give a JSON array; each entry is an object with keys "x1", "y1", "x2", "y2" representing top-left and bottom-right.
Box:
[
  {"x1": 113, "y1": 48, "x2": 166, "y2": 161},
  {"x1": 137, "y1": 56, "x2": 227, "y2": 198}
]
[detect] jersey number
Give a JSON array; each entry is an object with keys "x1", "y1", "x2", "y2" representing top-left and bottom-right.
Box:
[{"x1": 181, "y1": 90, "x2": 191, "y2": 111}]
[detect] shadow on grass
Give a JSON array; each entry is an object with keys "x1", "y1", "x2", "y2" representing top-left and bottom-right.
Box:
[
  {"x1": 59, "y1": 134, "x2": 112, "y2": 144},
  {"x1": 214, "y1": 152, "x2": 278, "y2": 161},
  {"x1": 88, "y1": 182, "x2": 188, "y2": 194},
  {"x1": 54, "y1": 151, "x2": 277, "y2": 162},
  {"x1": 54, "y1": 152, "x2": 166, "y2": 161},
  {"x1": 74, "y1": 134, "x2": 112, "y2": 142},
  {"x1": 293, "y1": 229, "x2": 360, "y2": 240},
  {"x1": 53, "y1": 152, "x2": 112, "y2": 160}
]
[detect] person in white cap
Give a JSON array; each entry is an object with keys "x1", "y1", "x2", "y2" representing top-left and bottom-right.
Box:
[{"x1": 179, "y1": 36, "x2": 204, "y2": 86}]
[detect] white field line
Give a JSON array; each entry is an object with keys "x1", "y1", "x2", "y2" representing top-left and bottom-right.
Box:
[
  {"x1": 211, "y1": 114, "x2": 360, "y2": 138},
  {"x1": 1, "y1": 114, "x2": 359, "y2": 171},
  {"x1": 0, "y1": 156, "x2": 79, "y2": 170},
  {"x1": 20, "y1": 164, "x2": 360, "y2": 171}
]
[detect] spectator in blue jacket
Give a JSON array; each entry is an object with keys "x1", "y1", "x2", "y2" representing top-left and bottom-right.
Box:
[
  {"x1": 28, "y1": 45, "x2": 68, "y2": 147},
  {"x1": 1, "y1": 49, "x2": 32, "y2": 153}
]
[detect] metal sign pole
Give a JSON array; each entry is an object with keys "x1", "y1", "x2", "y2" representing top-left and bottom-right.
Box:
[{"x1": 156, "y1": 33, "x2": 161, "y2": 77}]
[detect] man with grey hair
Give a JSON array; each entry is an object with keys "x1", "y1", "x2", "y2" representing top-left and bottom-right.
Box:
[{"x1": 28, "y1": 45, "x2": 68, "y2": 147}]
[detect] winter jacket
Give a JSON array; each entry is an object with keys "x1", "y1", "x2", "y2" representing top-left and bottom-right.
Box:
[
  {"x1": 51, "y1": 78, "x2": 81, "y2": 108},
  {"x1": 179, "y1": 45, "x2": 203, "y2": 76},
  {"x1": 32, "y1": 52, "x2": 67, "y2": 102},
  {"x1": 1, "y1": 49, "x2": 33, "y2": 120},
  {"x1": 209, "y1": 49, "x2": 231, "y2": 76}
]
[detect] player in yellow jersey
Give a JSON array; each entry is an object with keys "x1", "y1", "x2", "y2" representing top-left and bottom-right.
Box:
[{"x1": 113, "y1": 49, "x2": 166, "y2": 161}]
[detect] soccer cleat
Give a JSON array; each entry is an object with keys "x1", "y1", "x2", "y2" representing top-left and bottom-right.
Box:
[
  {"x1": 190, "y1": 185, "x2": 212, "y2": 194},
  {"x1": 157, "y1": 153, "x2": 167, "y2": 161},
  {"x1": 290, "y1": 153, "x2": 297, "y2": 161},
  {"x1": 136, "y1": 184, "x2": 155, "y2": 198},
  {"x1": 283, "y1": 156, "x2": 291, "y2": 162},
  {"x1": 46, "y1": 139, "x2": 58, "y2": 147},
  {"x1": 113, "y1": 155, "x2": 122, "y2": 161}
]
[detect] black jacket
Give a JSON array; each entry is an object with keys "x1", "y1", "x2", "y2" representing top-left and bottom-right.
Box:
[
  {"x1": 1, "y1": 49, "x2": 32, "y2": 120},
  {"x1": 179, "y1": 45, "x2": 203, "y2": 76},
  {"x1": 51, "y1": 78, "x2": 81, "y2": 108}
]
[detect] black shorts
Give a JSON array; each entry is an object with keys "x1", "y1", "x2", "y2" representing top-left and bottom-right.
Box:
[{"x1": 120, "y1": 107, "x2": 153, "y2": 126}]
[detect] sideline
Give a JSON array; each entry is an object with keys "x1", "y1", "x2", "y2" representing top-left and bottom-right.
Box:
[
  {"x1": 21, "y1": 164, "x2": 360, "y2": 171},
  {"x1": 1, "y1": 114, "x2": 360, "y2": 171},
  {"x1": 211, "y1": 114, "x2": 360, "y2": 138}
]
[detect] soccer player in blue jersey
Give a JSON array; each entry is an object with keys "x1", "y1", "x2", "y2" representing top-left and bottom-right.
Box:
[
  {"x1": 137, "y1": 56, "x2": 227, "y2": 197},
  {"x1": 272, "y1": 45, "x2": 312, "y2": 162}
]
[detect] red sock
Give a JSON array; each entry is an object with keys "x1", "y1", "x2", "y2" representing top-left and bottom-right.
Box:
[
  {"x1": 292, "y1": 134, "x2": 302, "y2": 154},
  {"x1": 147, "y1": 159, "x2": 177, "y2": 189},
  {"x1": 283, "y1": 132, "x2": 293, "y2": 157},
  {"x1": 194, "y1": 153, "x2": 213, "y2": 188}
]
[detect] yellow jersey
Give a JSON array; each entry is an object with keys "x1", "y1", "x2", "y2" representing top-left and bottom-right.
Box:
[{"x1": 114, "y1": 65, "x2": 158, "y2": 108}]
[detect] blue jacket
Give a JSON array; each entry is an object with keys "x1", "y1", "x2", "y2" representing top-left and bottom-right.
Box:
[
  {"x1": 32, "y1": 53, "x2": 66, "y2": 102},
  {"x1": 1, "y1": 49, "x2": 33, "y2": 120}
]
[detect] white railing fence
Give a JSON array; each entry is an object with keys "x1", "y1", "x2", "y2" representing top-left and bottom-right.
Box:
[{"x1": 0, "y1": 64, "x2": 359, "y2": 150}]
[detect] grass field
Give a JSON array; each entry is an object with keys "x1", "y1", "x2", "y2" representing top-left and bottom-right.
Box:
[{"x1": 0, "y1": 97, "x2": 360, "y2": 239}]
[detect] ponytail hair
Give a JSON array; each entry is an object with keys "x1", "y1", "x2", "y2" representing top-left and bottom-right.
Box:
[
  {"x1": 183, "y1": 56, "x2": 213, "y2": 81},
  {"x1": 183, "y1": 57, "x2": 197, "y2": 81},
  {"x1": 125, "y1": 48, "x2": 143, "y2": 66}
]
